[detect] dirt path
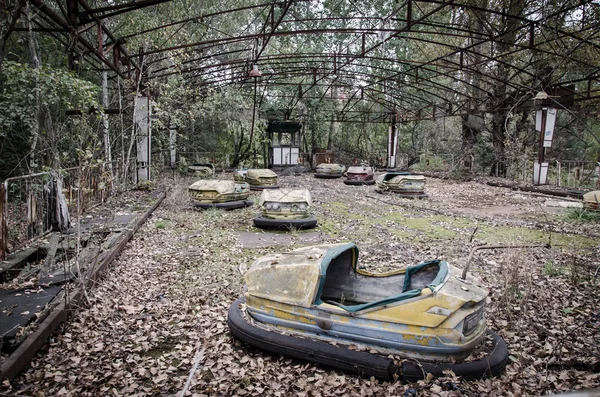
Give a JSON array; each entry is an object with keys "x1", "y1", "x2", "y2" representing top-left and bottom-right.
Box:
[{"x1": 4, "y1": 174, "x2": 599, "y2": 396}]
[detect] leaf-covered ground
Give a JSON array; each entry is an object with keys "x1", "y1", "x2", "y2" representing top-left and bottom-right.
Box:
[{"x1": 3, "y1": 173, "x2": 599, "y2": 396}]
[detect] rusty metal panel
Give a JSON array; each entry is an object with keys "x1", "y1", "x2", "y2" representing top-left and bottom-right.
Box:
[{"x1": 314, "y1": 153, "x2": 334, "y2": 167}]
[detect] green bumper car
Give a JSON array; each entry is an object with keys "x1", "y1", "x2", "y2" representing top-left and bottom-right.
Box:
[{"x1": 228, "y1": 243, "x2": 508, "y2": 381}]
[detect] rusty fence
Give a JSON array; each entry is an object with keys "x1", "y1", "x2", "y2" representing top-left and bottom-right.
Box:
[
  {"x1": 411, "y1": 153, "x2": 599, "y2": 189},
  {"x1": 0, "y1": 161, "x2": 132, "y2": 261},
  {"x1": 503, "y1": 158, "x2": 599, "y2": 189}
]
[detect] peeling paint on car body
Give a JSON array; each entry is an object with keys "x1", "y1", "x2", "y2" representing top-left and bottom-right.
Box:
[
  {"x1": 583, "y1": 190, "x2": 600, "y2": 210},
  {"x1": 188, "y1": 180, "x2": 250, "y2": 203},
  {"x1": 315, "y1": 163, "x2": 345, "y2": 178},
  {"x1": 242, "y1": 243, "x2": 489, "y2": 361},
  {"x1": 245, "y1": 169, "x2": 279, "y2": 187},
  {"x1": 376, "y1": 172, "x2": 428, "y2": 197},
  {"x1": 344, "y1": 166, "x2": 375, "y2": 184},
  {"x1": 257, "y1": 189, "x2": 312, "y2": 220},
  {"x1": 188, "y1": 163, "x2": 215, "y2": 178}
]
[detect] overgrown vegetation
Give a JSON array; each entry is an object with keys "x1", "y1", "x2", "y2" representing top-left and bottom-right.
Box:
[
  {"x1": 1, "y1": 1, "x2": 600, "y2": 179},
  {"x1": 565, "y1": 208, "x2": 600, "y2": 223}
]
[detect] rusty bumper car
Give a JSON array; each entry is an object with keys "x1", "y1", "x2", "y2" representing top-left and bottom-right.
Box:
[
  {"x1": 344, "y1": 166, "x2": 375, "y2": 185},
  {"x1": 315, "y1": 163, "x2": 345, "y2": 179},
  {"x1": 188, "y1": 180, "x2": 253, "y2": 210},
  {"x1": 235, "y1": 169, "x2": 279, "y2": 190},
  {"x1": 228, "y1": 243, "x2": 508, "y2": 381},
  {"x1": 188, "y1": 163, "x2": 215, "y2": 178},
  {"x1": 253, "y1": 189, "x2": 317, "y2": 229},
  {"x1": 583, "y1": 191, "x2": 600, "y2": 211},
  {"x1": 376, "y1": 172, "x2": 428, "y2": 198}
]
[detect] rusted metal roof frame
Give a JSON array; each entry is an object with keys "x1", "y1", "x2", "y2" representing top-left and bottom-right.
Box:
[
  {"x1": 10, "y1": 0, "x2": 600, "y2": 124},
  {"x1": 118, "y1": 10, "x2": 597, "y2": 105},
  {"x1": 190, "y1": 68, "x2": 444, "y2": 113},
  {"x1": 78, "y1": 0, "x2": 174, "y2": 23},
  {"x1": 151, "y1": 50, "x2": 496, "y2": 100},
  {"x1": 280, "y1": 0, "x2": 459, "y2": 112},
  {"x1": 187, "y1": 63, "x2": 446, "y2": 107}
]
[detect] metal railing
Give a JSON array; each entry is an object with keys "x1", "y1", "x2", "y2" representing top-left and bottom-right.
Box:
[
  {"x1": 416, "y1": 153, "x2": 599, "y2": 189},
  {"x1": 504, "y1": 158, "x2": 599, "y2": 189},
  {"x1": 0, "y1": 161, "x2": 134, "y2": 260}
]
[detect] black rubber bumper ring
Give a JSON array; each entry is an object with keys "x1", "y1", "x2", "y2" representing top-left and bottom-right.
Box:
[
  {"x1": 344, "y1": 180, "x2": 376, "y2": 186},
  {"x1": 193, "y1": 200, "x2": 254, "y2": 210},
  {"x1": 253, "y1": 214, "x2": 318, "y2": 229},
  {"x1": 228, "y1": 297, "x2": 508, "y2": 382}
]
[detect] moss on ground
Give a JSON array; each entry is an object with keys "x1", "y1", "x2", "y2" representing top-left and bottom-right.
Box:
[{"x1": 320, "y1": 201, "x2": 595, "y2": 249}]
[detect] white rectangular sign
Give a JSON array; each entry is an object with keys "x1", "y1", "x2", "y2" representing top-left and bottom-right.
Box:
[
  {"x1": 543, "y1": 108, "x2": 557, "y2": 147},
  {"x1": 533, "y1": 161, "x2": 549, "y2": 185},
  {"x1": 135, "y1": 96, "x2": 151, "y2": 181}
]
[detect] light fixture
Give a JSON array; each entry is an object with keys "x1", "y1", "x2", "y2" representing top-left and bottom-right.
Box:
[{"x1": 249, "y1": 64, "x2": 261, "y2": 77}]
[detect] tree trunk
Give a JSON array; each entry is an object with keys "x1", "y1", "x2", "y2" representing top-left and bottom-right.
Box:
[
  {"x1": 310, "y1": 117, "x2": 317, "y2": 166},
  {"x1": 491, "y1": 112, "x2": 507, "y2": 177},
  {"x1": 230, "y1": 121, "x2": 245, "y2": 168},
  {"x1": 327, "y1": 113, "x2": 335, "y2": 151},
  {"x1": 461, "y1": 0, "x2": 487, "y2": 171},
  {"x1": 0, "y1": 0, "x2": 26, "y2": 75},
  {"x1": 101, "y1": 32, "x2": 113, "y2": 185},
  {"x1": 461, "y1": 115, "x2": 478, "y2": 171},
  {"x1": 487, "y1": 0, "x2": 525, "y2": 177}
]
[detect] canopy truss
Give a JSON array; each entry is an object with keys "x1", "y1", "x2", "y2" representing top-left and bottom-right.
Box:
[{"x1": 5, "y1": 0, "x2": 600, "y2": 122}]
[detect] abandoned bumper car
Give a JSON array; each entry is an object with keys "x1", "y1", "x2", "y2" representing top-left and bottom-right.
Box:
[
  {"x1": 188, "y1": 163, "x2": 215, "y2": 178},
  {"x1": 235, "y1": 168, "x2": 279, "y2": 190},
  {"x1": 188, "y1": 180, "x2": 253, "y2": 210},
  {"x1": 583, "y1": 190, "x2": 600, "y2": 211},
  {"x1": 253, "y1": 189, "x2": 317, "y2": 229},
  {"x1": 315, "y1": 163, "x2": 346, "y2": 179},
  {"x1": 376, "y1": 171, "x2": 428, "y2": 199},
  {"x1": 228, "y1": 243, "x2": 508, "y2": 382},
  {"x1": 344, "y1": 165, "x2": 376, "y2": 185}
]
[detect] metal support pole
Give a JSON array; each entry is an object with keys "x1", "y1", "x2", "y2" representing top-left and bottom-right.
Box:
[
  {"x1": 0, "y1": 184, "x2": 7, "y2": 261},
  {"x1": 535, "y1": 108, "x2": 547, "y2": 185},
  {"x1": 387, "y1": 115, "x2": 398, "y2": 169}
]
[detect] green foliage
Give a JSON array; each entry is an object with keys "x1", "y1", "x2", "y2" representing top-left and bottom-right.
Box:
[
  {"x1": 0, "y1": 61, "x2": 100, "y2": 134},
  {"x1": 0, "y1": 61, "x2": 101, "y2": 176},
  {"x1": 565, "y1": 208, "x2": 600, "y2": 223}
]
